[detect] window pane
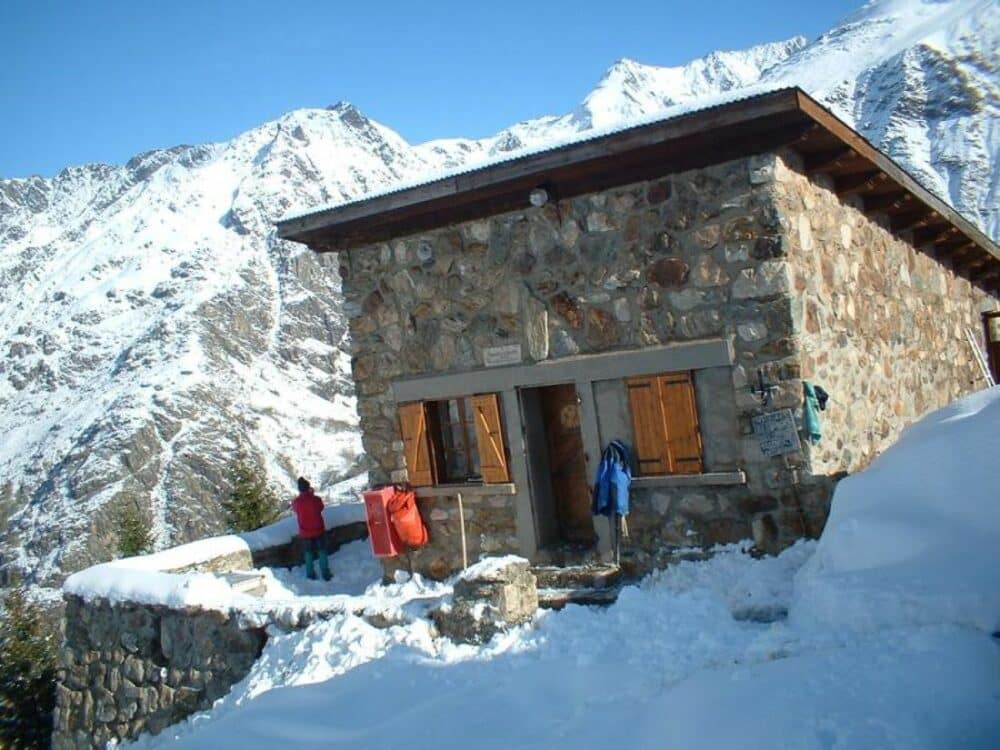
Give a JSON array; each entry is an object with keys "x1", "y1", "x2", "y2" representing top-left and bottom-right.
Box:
[{"x1": 426, "y1": 396, "x2": 489, "y2": 483}]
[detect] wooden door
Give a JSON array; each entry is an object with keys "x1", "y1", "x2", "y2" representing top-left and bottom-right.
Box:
[{"x1": 540, "y1": 384, "x2": 595, "y2": 545}]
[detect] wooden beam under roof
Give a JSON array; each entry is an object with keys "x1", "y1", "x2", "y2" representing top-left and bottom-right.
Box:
[
  {"x1": 316, "y1": 117, "x2": 820, "y2": 250},
  {"x1": 793, "y1": 91, "x2": 999, "y2": 266},
  {"x1": 864, "y1": 191, "x2": 913, "y2": 213},
  {"x1": 835, "y1": 170, "x2": 888, "y2": 197},
  {"x1": 947, "y1": 242, "x2": 979, "y2": 263},
  {"x1": 891, "y1": 209, "x2": 939, "y2": 233},
  {"x1": 913, "y1": 225, "x2": 959, "y2": 247},
  {"x1": 803, "y1": 147, "x2": 859, "y2": 174},
  {"x1": 956, "y1": 252, "x2": 990, "y2": 273}
]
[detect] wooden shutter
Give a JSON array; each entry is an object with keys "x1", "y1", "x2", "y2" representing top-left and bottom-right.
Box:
[
  {"x1": 626, "y1": 371, "x2": 704, "y2": 475},
  {"x1": 626, "y1": 376, "x2": 670, "y2": 475},
  {"x1": 398, "y1": 402, "x2": 435, "y2": 487},
  {"x1": 470, "y1": 393, "x2": 510, "y2": 483},
  {"x1": 658, "y1": 371, "x2": 704, "y2": 475}
]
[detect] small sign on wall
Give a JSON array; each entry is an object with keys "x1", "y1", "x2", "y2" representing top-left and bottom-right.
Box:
[
  {"x1": 483, "y1": 344, "x2": 523, "y2": 368},
  {"x1": 752, "y1": 409, "x2": 802, "y2": 457}
]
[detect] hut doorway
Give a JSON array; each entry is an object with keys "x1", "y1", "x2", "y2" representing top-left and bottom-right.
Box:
[{"x1": 520, "y1": 383, "x2": 596, "y2": 552}]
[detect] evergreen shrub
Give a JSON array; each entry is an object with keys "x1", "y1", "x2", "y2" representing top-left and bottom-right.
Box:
[
  {"x1": 0, "y1": 587, "x2": 57, "y2": 749},
  {"x1": 222, "y1": 450, "x2": 283, "y2": 532}
]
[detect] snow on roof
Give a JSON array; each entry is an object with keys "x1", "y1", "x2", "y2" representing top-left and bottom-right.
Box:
[{"x1": 278, "y1": 84, "x2": 792, "y2": 224}]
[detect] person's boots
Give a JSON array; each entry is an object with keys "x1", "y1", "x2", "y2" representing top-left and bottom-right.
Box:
[
  {"x1": 304, "y1": 546, "x2": 317, "y2": 580},
  {"x1": 318, "y1": 549, "x2": 332, "y2": 581}
]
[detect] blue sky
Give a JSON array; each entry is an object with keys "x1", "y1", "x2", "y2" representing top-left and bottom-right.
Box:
[{"x1": 0, "y1": 0, "x2": 861, "y2": 178}]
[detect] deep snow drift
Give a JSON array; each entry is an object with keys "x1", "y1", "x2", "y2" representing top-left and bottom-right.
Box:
[{"x1": 130, "y1": 387, "x2": 1000, "y2": 749}]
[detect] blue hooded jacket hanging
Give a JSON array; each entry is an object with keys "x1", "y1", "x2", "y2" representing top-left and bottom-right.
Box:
[{"x1": 592, "y1": 440, "x2": 632, "y2": 517}]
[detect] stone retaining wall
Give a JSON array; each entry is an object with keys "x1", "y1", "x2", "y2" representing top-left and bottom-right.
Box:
[
  {"x1": 54, "y1": 595, "x2": 266, "y2": 749},
  {"x1": 250, "y1": 520, "x2": 368, "y2": 569},
  {"x1": 53, "y1": 520, "x2": 368, "y2": 748}
]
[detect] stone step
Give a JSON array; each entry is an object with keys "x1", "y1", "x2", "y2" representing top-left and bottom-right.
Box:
[
  {"x1": 531, "y1": 564, "x2": 623, "y2": 590},
  {"x1": 537, "y1": 586, "x2": 621, "y2": 610},
  {"x1": 219, "y1": 571, "x2": 267, "y2": 597}
]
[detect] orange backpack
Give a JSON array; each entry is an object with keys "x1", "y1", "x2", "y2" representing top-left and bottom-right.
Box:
[{"x1": 386, "y1": 487, "x2": 429, "y2": 549}]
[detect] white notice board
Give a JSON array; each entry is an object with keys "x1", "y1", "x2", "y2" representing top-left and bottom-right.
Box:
[{"x1": 752, "y1": 409, "x2": 802, "y2": 457}]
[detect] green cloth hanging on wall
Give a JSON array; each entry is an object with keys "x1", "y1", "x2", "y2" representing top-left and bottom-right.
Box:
[{"x1": 803, "y1": 381, "x2": 823, "y2": 444}]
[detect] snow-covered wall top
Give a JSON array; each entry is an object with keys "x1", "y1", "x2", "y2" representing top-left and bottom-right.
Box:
[
  {"x1": 63, "y1": 501, "x2": 366, "y2": 615},
  {"x1": 1, "y1": 0, "x2": 997, "y2": 590}
]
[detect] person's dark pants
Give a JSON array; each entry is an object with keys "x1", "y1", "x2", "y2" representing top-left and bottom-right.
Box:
[{"x1": 301, "y1": 536, "x2": 331, "y2": 580}]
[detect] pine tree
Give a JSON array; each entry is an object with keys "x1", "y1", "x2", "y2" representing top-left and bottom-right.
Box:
[
  {"x1": 221, "y1": 450, "x2": 283, "y2": 532},
  {"x1": 0, "y1": 587, "x2": 57, "y2": 749},
  {"x1": 114, "y1": 499, "x2": 155, "y2": 558}
]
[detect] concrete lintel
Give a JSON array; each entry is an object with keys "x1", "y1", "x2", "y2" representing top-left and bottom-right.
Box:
[
  {"x1": 392, "y1": 338, "x2": 734, "y2": 403},
  {"x1": 631, "y1": 470, "x2": 747, "y2": 489}
]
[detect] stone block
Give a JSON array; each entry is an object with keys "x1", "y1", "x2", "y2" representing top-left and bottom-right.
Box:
[
  {"x1": 646, "y1": 257, "x2": 689, "y2": 287},
  {"x1": 433, "y1": 557, "x2": 538, "y2": 644}
]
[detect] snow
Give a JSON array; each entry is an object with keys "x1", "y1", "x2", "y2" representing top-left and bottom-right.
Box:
[
  {"x1": 64, "y1": 567, "x2": 249, "y2": 612},
  {"x1": 116, "y1": 388, "x2": 1000, "y2": 749},
  {"x1": 792, "y1": 386, "x2": 1000, "y2": 634},
  {"x1": 456, "y1": 554, "x2": 529, "y2": 582}
]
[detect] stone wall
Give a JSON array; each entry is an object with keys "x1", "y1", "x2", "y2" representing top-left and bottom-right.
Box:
[
  {"x1": 53, "y1": 520, "x2": 369, "y2": 748},
  {"x1": 340, "y1": 154, "x2": 829, "y2": 572},
  {"x1": 380, "y1": 492, "x2": 519, "y2": 580},
  {"x1": 54, "y1": 595, "x2": 266, "y2": 749},
  {"x1": 250, "y1": 520, "x2": 368, "y2": 569},
  {"x1": 772, "y1": 152, "x2": 998, "y2": 475}
]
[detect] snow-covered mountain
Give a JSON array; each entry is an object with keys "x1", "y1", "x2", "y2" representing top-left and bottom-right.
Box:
[{"x1": 1, "y1": 0, "x2": 997, "y2": 588}]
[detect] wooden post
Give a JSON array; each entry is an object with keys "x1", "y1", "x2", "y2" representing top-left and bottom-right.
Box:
[
  {"x1": 457, "y1": 492, "x2": 468, "y2": 570},
  {"x1": 983, "y1": 311, "x2": 1000, "y2": 385}
]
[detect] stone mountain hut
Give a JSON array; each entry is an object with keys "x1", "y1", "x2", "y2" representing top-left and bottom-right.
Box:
[{"x1": 277, "y1": 88, "x2": 1000, "y2": 579}]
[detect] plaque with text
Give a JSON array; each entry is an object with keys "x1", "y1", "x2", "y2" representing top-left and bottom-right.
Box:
[
  {"x1": 482, "y1": 344, "x2": 523, "y2": 368},
  {"x1": 752, "y1": 409, "x2": 802, "y2": 457}
]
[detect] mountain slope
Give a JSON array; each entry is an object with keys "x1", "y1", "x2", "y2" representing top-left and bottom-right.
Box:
[{"x1": 1, "y1": 0, "x2": 997, "y2": 588}]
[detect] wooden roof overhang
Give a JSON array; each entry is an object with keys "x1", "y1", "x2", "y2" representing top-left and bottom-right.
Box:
[{"x1": 276, "y1": 88, "x2": 1000, "y2": 294}]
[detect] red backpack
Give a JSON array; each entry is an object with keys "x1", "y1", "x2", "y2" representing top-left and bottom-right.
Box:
[{"x1": 386, "y1": 487, "x2": 428, "y2": 549}]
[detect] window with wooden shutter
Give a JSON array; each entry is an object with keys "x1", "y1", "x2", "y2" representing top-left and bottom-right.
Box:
[
  {"x1": 470, "y1": 393, "x2": 510, "y2": 483},
  {"x1": 398, "y1": 402, "x2": 435, "y2": 487},
  {"x1": 626, "y1": 371, "x2": 704, "y2": 476},
  {"x1": 399, "y1": 393, "x2": 510, "y2": 486}
]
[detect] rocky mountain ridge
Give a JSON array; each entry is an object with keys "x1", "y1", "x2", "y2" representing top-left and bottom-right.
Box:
[{"x1": 1, "y1": 0, "x2": 996, "y2": 589}]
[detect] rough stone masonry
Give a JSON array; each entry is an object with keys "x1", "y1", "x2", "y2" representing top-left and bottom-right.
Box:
[{"x1": 337, "y1": 150, "x2": 995, "y2": 579}]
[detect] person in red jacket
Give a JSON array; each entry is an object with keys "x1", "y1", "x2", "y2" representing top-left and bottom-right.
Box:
[{"x1": 291, "y1": 477, "x2": 331, "y2": 580}]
